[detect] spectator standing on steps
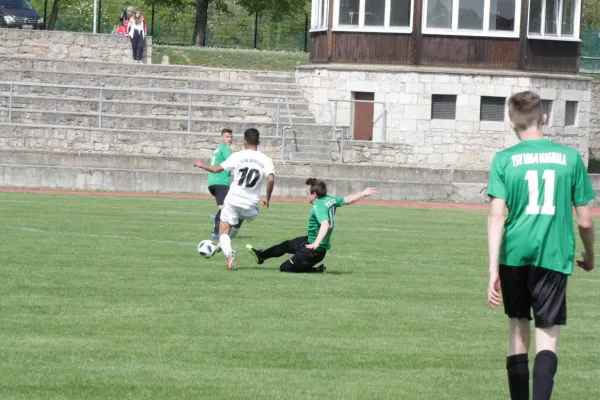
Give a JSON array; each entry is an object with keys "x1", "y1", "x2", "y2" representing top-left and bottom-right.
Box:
[{"x1": 127, "y1": 10, "x2": 147, "y2": 64}]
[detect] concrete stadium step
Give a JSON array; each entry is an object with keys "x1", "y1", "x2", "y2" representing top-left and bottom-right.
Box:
[
  {"x1": 0, "y1": 109, "x2": 329, "y2": 136},
  {"x1": 0, "y1": 149, "x2": 491, "y2": 184},
  {"x1": 1, "y1": 85, "x2": 307, "y2": 109},
  {"x1": 284, "y1": 144, "x2": 331, "y2": 154},
  {"x1": 0, "y1": 163, "x2": 488, "y2": 203},
  {"x1": 288, "y1": 152, "x2": 333, "y2": 162},
  {"x1": 0, "y1": 122, "x2": 334, "y2": 146},
  {"x1": 0, "y1": 95, "x2": 315, "y2": 123},
  {"x1": 0, "y1": 70, "x2": 303, "y2": 96},
  {"x1": 0, "y1": 56, "x2": 296, "y2": 83}
]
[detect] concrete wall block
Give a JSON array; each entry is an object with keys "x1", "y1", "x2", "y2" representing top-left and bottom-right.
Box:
[
  {"x1": 433, "y1": 74, "x2": 451, "y2": 83},
  {"x1": 539, "y1": 87, "x2": 558, "y2": 100},
  {"x1": 562, "y1": 89, "x2": 584, "y2": 101},
  {"x1": 456, "y1": 105, "x2": 479, "y2": 122},
  {"x1": 417, "y1": 120, "x2": 431, "y2": 132},
  {"x1": 431, "y1": 83, "x2": 460, "y2": 95},
  {"x1": 431, "y1": 119, "x2": 456, "y2": 130},
  {"x1": 406, "y1": 82, "x2": 425, "y2": 94}
]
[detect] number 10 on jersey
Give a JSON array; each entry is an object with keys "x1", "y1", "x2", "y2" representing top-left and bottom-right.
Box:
[{"x1": 525, "y1": 170, "x2": 556, "y2": 216}]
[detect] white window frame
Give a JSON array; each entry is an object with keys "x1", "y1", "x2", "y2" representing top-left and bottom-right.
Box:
[
  {"x1": 527, "y1": 0, "x2": 581, "y2": 42},
  {"x1": 333, "y1": 0, "x2": 414, "y2": 33},
  {"x1": 422, "y1": 0, "x2": 521, "y2": 38},
  {"x1": 311, "y1": 0, "x2": 330, "y2": 32}
]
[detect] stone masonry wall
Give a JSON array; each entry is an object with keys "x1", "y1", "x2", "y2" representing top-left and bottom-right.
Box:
[
  {"x1": 296, "y1": 65, "x2": 592, "y2": 168},
  {"x1": 0, "y1": 28, "x2": 152, "y2": 64},
  {"x1": 589, "y1": 80, "x2": 600, "y2": 160}
]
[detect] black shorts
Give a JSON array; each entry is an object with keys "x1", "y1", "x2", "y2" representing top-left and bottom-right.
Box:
[
  {"x1": 208, "y1": 185, "x2": 229, "y2": 206},
  {"x1": 499, "y1": 264, "x2": 568, "y2": 328},
  {"x1": 288, "y1": 236, "x2": 326, "y2": 270}
]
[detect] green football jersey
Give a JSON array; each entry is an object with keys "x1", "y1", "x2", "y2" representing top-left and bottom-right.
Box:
[
  {"x1": 207, "y1": 144, "x2": 232, "y2": 187},
  {"x1": 307, "y1": 195, "x2": 345, "y2": 251},
  {"x1": 487, "y1": 139, "x2": 595, "y2": 275}
]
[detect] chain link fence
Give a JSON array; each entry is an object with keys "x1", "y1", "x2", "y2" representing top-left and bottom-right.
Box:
[
  {"x1": 26, "y1": 0, "x2": 309, "y2": 52},
  {"x1": 581, "y1": 28, "x2": 600, "y2": 73}
]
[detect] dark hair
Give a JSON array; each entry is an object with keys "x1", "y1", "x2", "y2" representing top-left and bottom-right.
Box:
[
  {"x1": 244, "y1": 128, "x2": 260, "y2": 146},
  {"x1": 305, "y1": 178, "x2": 317, "y2": 186},
  {"x1": 508, "y1": 91, "x2": 543, "y2": 132},
  {"x1": 221, "y1": 128, "x2": 232, "y2": 135},
  {"x1": 310, "y1": 180, "x2": 327, "y2": 199}
]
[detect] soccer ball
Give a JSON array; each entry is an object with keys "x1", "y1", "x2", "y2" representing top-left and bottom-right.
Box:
[{"x1": 198, "y1": 240, "x2": 217, "y2": 258}]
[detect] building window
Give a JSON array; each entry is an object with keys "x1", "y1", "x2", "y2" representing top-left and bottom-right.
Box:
[
  {"x1": 480, "y1": 96, "x2": 506, "y2": 122},
  {"x1": 565, "y1": 101, "x2": 577, "y2": 126},
  {"x1": 541, "y1": 100, "x2": 553, "y2": 124},
  {"x1": 423, "y1": 0, "x2": 519, "y2": 37},
  {"x1": 311, "y1": 0, "x2": 330, "y2": 31},
  {"x1": 335, "y1": 0, "x2": 413, "y2": 32},
  {"x1": 528, "y1": 0, "x2": 580, "y2": 38},
  {"x1": 431, "y1": 95, "x2": 457, "y2": 120}
]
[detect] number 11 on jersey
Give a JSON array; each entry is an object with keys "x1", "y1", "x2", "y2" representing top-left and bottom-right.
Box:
[{"x1": 525, "y1": 169, "x2": 556, "y2": 216}]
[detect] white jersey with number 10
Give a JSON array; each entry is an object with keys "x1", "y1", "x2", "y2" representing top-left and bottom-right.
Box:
[{"x1": 219, "y1": 149, "x2": 275, "y2": 207}]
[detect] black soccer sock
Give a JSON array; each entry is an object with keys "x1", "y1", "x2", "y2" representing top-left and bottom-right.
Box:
[
  {"x1": 506, "y1": 354, "x2": 529, "y2": 400},
  {"x1": 213, "y1": 209, "x2": 222, "y2": 235},
  {"x1": 533, "y1": 350, "x2": 557, "y2": 400},
  {"x1": 260, "y1": 239, "x2": 296, "y2": 260}
]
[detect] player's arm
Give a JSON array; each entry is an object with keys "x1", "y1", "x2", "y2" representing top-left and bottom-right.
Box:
[
  {"x1": 573, "y1": 154, "x2": 596, "y2": 272},
  {"x1": 306, "y1": 221, "x2": 330, "y2": 249},
  {"x1": 195, "y1": 152, "x2": 236, "y2": 174},
  {"x1": 343, "y1": 187, "x2": 378, "y2": 205},
  {"x1": 487, "y1": 197, "x2": 506, "y2": 307},
  {"x1": 193, "y1": 160, "x2": 224, "y2": 174},
  {"x1": 262, "y1": 173, "x2": 275, "y2": 209},
  {"x1": 575, "y1": 204, "x2": 595, "y2": 272}
]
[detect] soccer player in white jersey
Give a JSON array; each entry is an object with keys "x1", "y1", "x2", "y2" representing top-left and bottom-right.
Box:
[{"x1": 194, "y1": 128, "x2": 275, "y2": 270}]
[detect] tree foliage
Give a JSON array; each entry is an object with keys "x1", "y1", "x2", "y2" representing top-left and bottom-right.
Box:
[
  {"x1": 583, "y1": 0, "x2": 600, "y2": 29},
  {"x1": 235, "y1": 0, "x2": 307, "y2": 19}
]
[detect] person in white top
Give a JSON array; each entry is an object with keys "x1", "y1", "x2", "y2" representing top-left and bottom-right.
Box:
[
  {"x1": 194, "y1": 128, "x2": 275, "y2": 270},
  {"x1": 127, "y1": 10, "x2": 146, "y2": 64}
]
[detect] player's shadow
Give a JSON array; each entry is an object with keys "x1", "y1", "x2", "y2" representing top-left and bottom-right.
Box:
[
  {"x1": 322, "y1": 270, "x2": 349, "y2": 275},
  {"x1": 239, "y1": 266, "x2": 350, "y2": 275}
]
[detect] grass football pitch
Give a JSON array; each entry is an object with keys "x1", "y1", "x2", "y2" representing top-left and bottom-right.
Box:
[{"x1": 1, "y1": 192, "x2": 598, "y2": 399}]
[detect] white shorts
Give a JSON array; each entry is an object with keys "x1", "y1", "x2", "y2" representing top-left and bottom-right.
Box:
[{"x1": 220, "y1": 201, "x2": 259, "y2": 226}]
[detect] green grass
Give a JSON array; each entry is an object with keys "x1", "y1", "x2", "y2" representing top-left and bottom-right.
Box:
[
  {"x1": 152, "y1": 46, "x2": 310, "y2": 71},
  {"x1": 1, "y1": 193, "x2": 599, "y2": 399}
]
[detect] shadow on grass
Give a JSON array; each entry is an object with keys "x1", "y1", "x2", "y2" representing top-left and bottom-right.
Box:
[{"x1": 238, "y1": 266, "x2": 351, "y2": 275}]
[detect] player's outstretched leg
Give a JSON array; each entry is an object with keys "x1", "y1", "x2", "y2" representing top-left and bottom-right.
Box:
[
  {"x1": 246, "y1": 244, "x2": 265, "y2": 264},
  {"x1": 249, "y1": 237, "x2": 305, "y2": 263}
]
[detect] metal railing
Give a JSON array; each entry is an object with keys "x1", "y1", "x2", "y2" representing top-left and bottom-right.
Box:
[
  {"x1": 0, "y1": 81, "x2": 294, "y2": 137},
  {"x1": 329, "y1": 99, "x2": 387, "y2": 163}
]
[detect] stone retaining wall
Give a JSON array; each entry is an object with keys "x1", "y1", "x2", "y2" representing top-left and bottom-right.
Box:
[
  {"x1": 0, "y1": 28, "x2": 152, "y2": 64},
  {"x1": 589, "y1": 80, "x2": 600, "y2": 160},
  {"x1": 296, "y1": 65, "x2": 592, "y2": 166}
]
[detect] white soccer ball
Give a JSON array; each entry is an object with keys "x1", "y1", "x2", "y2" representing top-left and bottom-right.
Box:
[{"x1": 198, "y1": 240, "x2": 217, "y2": 258}]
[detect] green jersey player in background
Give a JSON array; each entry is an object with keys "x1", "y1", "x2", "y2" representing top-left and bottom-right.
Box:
[
  {"x1": 486, "y1": 91, "x2": 596, "y2": 400},
  {"x1": 200, "y1": 128, "x2": 233, "y2": 239},
  {"x1": 246, "y1": 178, "x2": 377, "y2": 273}
]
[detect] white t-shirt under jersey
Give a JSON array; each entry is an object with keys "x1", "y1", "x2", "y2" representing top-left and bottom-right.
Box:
[{"x1": 220, "y1": 149, "x2": 275, "y2": 208}]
